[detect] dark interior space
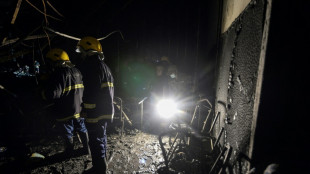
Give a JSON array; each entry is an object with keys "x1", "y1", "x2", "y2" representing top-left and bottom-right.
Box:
[
  {"x1": 1, "y1": 0, "x2": 220, "y2": 173},
  {"x1": 0, "y1": 0, "x2": 218, "y2": 98},
  {"x1": 253, "y1": 0, "x2": 309, "y2": 173},
  {"x1": 1, "y1": 0, "x2": 308, "y2": 173}
]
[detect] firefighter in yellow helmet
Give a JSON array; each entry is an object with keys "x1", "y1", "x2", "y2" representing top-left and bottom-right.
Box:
[
  {"x1": 76, "y1": 37, "x2": 114, "y2": 173},
  {"x1": 41, "y1": 48, "x2": 90, "y2": 156}
]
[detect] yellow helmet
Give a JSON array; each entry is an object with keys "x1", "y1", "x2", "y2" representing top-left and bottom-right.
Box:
[
  {"x1": 160, "y1": 56, "x2": 170, "y2": 63},
  {"x1": 46, "y1": 48, "x2": 70, "y2": 61},
  {"x1": 76, "y1": 36, "x2": 102, "y2": 53}
]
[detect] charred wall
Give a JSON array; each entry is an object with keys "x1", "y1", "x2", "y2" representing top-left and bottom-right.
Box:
[
  {"x1": 214, "y1": 0, "x2": 265, "y2": 172},
  {"x1": 215, "y1": 0, "x2": 309, "y2": 173}
]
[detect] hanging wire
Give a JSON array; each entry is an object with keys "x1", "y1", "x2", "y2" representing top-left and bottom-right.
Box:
[
  {"x1": 42, "y1": 0, "x2": 49, "y2": 25},
  {"x1": 11, "y1": 0, "x2": 23, "y2": 24},
  {"x1": 12, "y1": 25, "x2": 41, "y2": 48},
  {"x1": 44, "y1": 27, "x2": 125, "y2": 42},
  {"x1": 46, "y1": 0, "x2": 64, "y2": 17},
  {"x1": 43, "y1": 28, "x2": 51, "y2": 48},
  {"x1": 20, "y1": 42, "x2": 33, "y2": 48},
  {"x1": 1, "y1": 34, "x2": 53, "y2": 47},
  {"x1": 25, "y1": 0, "x2": 61, "y2": 21},
  {"x1": 44, "y1": 27, "x2": 80, "y2": 40},
  {"x1": 37, "y1": 38, "x2": 45, "y2": 65},
  {"x1": 98, "y1": 30, "x2": 124, "y2": 41}
]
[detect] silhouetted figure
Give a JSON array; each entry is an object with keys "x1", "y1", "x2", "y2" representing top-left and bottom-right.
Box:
[
  {"x1": 41, "y1": 48, "x2": 89, "y2": 156},
  {"x1": 76, "y1": 37, "x2": 114, "y2": 174}
]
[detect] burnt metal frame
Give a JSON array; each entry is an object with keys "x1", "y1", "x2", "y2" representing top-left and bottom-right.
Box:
[{"x1": 158, "y1": 97, "x2": 220, "y2": 171}]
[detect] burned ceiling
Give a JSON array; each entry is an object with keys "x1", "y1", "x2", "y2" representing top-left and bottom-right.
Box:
[
  {"x1": 0, "y1": 0, "x2": 219, "y2": 100},
  {"x1": 0, "y1": 0, "x2": 136, "y2": 63}
]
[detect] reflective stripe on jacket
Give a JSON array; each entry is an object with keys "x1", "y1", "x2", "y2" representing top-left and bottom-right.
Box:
[
  {"x1": 77, "y1": 55, "x2": 114, "y2": 122},
  {"x1": 85, "y1": 114, "x2": 113, "y2": 123},
  {"x1": 56, "y1": 113, "x2": 80, "y2": 122},
  {"x1": 43, "y1": 64, "x2": 84, "y2": 120}
]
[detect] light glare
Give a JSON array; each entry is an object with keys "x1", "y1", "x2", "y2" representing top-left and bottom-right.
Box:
[{"x1": 156, "y1": 99, "x2": 177, "y2": 118}]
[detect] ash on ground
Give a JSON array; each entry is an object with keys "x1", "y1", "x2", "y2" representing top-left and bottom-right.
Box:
[{"x1": 0, "y1": 122, "x2": 212, "y2": 174}]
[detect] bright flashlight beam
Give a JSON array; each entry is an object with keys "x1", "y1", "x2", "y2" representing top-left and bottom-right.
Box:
[{"x1": 156, "y1": 99, "x2": 177, "y2": 118}]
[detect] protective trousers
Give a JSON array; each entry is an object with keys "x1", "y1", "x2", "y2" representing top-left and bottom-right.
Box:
[
  {"x1": 59, "y1": 118, "x2": 88, "y2": 154},
  {"x1": 79, "y1": 131, "x2": 90, "y2": 156},
  {"x1": 86, "y1": 121, "x2": 108, "y2": 172}
]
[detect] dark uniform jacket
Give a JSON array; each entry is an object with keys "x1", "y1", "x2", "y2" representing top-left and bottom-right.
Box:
[
  {"x1": 43, "y1": 63, "x2": 84, "y2": 121},
  {"x1": 150, "y1": 75, "x2": 170, "y2": 99},
  {"x1": 77, "y1": 55, "x2": 114, "y2": 123}
]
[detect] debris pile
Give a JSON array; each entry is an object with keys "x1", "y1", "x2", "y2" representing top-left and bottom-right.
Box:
[{"x1": 0, "y1": 121, "x2": 217, "y2": 174}]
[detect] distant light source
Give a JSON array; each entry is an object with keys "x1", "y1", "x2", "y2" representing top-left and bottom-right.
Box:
[{"x1": 156, "y1": 99, "x2": 177, "y2": 118}]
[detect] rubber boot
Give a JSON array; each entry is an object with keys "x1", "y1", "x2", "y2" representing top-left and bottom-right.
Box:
[
  {"x1": 79, "y1": 132, "x2": 91, "y2": 156},
  {"x1": 84, "y1": 157, "x2": 107, "y2": 174},
  {"x1": 95, "y1": 157, "x2": 108, "y2": 173},
  {"x1": 64, "y1": 137, "x2": 74, "y2": 155}
]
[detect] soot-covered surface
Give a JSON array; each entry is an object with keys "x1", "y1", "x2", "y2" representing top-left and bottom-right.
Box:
[
  {"x1": 1, "y1": 122, "x2": 214, "y2": 174},
  {"x1": 0, "y1": 127, "x2": 168, "y2": 174}
]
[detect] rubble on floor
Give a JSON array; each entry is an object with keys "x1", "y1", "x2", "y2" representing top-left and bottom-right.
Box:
[{"x1": 0, "y1": 125, "x2": 213, "y2": 174}]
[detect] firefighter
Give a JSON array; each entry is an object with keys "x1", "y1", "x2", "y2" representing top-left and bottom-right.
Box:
[
  {"x1": 144, "y1": 60, "x2": 170, "y2": 133},
  {"x1": 41, "y1": 48, "x2": 90, "y2": 156},
  {"x1": 75, "y1": 36, "x2": 114, "y2": 173},
  {"x1": 150, "y1": 60, "x2": 169, "y2": 99}
]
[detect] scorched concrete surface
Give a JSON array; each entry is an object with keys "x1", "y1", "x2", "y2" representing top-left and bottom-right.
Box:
[{"x1": 0, "y1": 127, "x2": 168, "y2": 174}]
